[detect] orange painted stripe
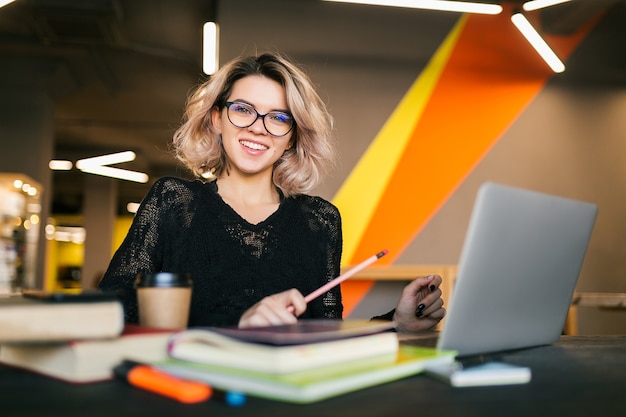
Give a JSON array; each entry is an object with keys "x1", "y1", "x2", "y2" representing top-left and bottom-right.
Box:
[
  {"x1": 351, "y1": 7, "x2": 593, "y2": 263},
  {"x1": 340, "y1": 281, "x2": 375, "y2": 317},
  {"x1": 333, "y1": 17, "x2": 466, "y2": 266}
]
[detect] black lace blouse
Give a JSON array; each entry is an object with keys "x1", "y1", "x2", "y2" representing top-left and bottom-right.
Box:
[{"x1": 98, "y1": 177, "x2": 343, "y2": 327}]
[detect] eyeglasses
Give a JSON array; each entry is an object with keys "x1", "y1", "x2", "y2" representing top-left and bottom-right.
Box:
[{"x1": 224, "y1": 101, "x2": 295, "y2": 137}]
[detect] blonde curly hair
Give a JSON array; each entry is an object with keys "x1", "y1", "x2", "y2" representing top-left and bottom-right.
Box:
[{"x1": 172, "y1": 51, "x2": 336, "y2": 197}]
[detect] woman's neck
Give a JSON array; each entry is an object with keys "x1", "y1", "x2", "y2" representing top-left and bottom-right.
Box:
[{"x1": 215, "y1": 174, "x2": 281, "y2": 224}]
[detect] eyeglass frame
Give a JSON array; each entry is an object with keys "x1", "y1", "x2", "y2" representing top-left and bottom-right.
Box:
[{"x1": 223, "y1": 101, "x2": 295, "y2": 137}]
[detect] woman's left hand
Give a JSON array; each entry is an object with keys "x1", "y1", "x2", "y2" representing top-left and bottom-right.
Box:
[{"x1": 393, "y1": 275, "x2": 446, "y2": 333}]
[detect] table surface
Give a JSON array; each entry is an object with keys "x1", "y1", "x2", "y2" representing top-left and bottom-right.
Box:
[{"x1": 1, "y1": 335, "x2": 625, "y2": 417}]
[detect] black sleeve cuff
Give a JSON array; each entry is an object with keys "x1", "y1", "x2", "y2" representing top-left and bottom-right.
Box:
[{"x1": 370, "y1": 308, "x2": 396, "y2": 321}]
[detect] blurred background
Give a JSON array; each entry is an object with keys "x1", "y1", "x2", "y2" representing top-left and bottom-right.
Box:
[{"x1": 1, "y1": 0, "x2": 625, "y2": 334}]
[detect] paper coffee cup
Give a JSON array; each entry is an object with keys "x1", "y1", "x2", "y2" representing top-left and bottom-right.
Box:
[{"x1": 134, "y1": 272, "x2": 192, "y2": 329}]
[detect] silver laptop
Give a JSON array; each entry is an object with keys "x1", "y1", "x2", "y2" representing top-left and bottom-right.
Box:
[{"x1": 433, "y1": 182, "x2": 597, "y2": 358}]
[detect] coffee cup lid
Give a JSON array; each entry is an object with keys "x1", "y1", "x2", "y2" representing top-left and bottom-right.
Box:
[{"x1": 134, "y1": 272, "x2": 192, "y2": 288}]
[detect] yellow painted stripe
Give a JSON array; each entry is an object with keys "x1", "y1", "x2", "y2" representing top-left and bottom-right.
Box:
[{"x1": 333, "y1": 16, "x2": 468, "y2": 265}]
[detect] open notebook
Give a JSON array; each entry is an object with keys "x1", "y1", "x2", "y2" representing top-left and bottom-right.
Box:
[{"x1": 409, "y1": 182, "x2": 598, "y2": 358}]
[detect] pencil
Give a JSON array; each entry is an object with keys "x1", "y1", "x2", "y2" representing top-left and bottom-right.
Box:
[{"x1": 303, "y1": 249, "x2": 389, "y2": 303}]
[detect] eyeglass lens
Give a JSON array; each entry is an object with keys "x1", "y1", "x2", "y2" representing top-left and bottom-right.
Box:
[{"x1": 226, "y1": 102, "x2": 294, "y2": 137}]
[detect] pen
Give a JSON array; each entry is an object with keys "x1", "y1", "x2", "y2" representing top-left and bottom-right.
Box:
[
  {"x1": 288, "y1": 249, "x2": 388, "y2": 313},
  {"x1": 114, "y1": 360, "x2": 212, "y2": 404}
]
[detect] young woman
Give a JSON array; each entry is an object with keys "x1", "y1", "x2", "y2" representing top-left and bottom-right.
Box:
[{"x1": 98, "y1": 52, "x2": 445, "y2": 332}]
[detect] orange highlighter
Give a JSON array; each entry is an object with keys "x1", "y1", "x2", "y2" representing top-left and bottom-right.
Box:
[{"x1": 114, "y1": 360, "x2": 212, "y2": 404}]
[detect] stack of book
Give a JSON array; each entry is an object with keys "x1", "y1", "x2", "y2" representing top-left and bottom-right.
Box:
[
  {"x1": 0, "y1": 291, "x2": 125, "y2": 344},
  {"x1": 154, "y1": 319, "x2": 456, "y2": 403},
  {"x1": 0, "y1": 292, "x2": 173, "y2": 383},
  {"x1": 0, "y1": 293, "x2": 456, "y2": 397}
]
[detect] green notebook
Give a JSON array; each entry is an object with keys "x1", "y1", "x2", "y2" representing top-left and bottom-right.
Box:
[{"x1": 154, "y1": 345, "x2": 455, "y2": 404}]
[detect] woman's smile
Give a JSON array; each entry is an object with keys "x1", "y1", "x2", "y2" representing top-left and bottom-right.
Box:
[{"x1": 239, "y1": 139, "x2": 269, "y2": 152}]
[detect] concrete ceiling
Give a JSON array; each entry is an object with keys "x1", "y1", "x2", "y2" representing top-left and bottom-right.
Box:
[{"x1": 0, "y1": 0, "x2": 623, "y2": 215}]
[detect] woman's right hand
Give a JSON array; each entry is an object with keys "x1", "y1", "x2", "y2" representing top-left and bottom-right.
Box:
[{"x1": 238, "y1": 289, "x2": 307, "y2": 328}]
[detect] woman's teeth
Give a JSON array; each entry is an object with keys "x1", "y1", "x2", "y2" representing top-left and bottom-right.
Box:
[{"x1": 240, "y1": 140, "x2": 268, "y2": 151}]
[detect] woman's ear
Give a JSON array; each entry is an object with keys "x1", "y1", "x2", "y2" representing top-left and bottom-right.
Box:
[{"x1": 211, "y1": 106, "x2": 222, "y2": 134}]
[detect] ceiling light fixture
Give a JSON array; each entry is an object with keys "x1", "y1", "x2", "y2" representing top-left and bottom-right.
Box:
[
  {"x1": 126, "y1": 202, "x2": 141, "y2": 214},
  {"x1": 511, "y1": 11, "x2": 565, "y2": 73},
  {"x1": 49, "y1": 160, "x2": 73, "y2": 171},
  {"x1": 0, "y1": 0, "x2": 17, "y2": 9},
  {"x1": 75, "y1": 151, "x2": 136, "y2": 168},
  {"x1": 78, "y1": 165, "x2": 149, "y2": 183},
  {"x1": 323, "y1": 0, "x2": 503, "y2": 14},
  {"x1": 522, "y1": 0, "x2": 571, "y2": 12},
  {"x1": 76, "y1": 151, "x2": 149, "y2": 183},
  {"x1": 203, "y1": 22, "x2": 219, "y2": 75}
]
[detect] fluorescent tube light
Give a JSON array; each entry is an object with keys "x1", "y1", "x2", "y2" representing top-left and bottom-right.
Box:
[
  {"x1": 79, "y1": 165, "x2": 149, "y2": 183},
  {"x1": 203, "y1": 22, "x2": 219, "y2": 75},
  {"x1": 75, "y1": 151, "x2": 136, "y2": 169},
  {"x1": 49, "y1": 160, "x2": 73, "y2": 171},
  {"x1": 75, "y1": 150, "x2": 148, "y2": 182},
  {"x1": 0, "y1": 1, "x2": 17, "y2": 9},
  {"x1": 511, "y1": 12, "x2": 565, "y2": 73},
  {"x1": 523, "y1": 0, "x2": 571, "y2": 12},
  {"x1": 126, "y1": 202, "x2": 141, "y2": 214},
  {"x1": 323, "y1": 0, "x2": 503, "y2": 14}
]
